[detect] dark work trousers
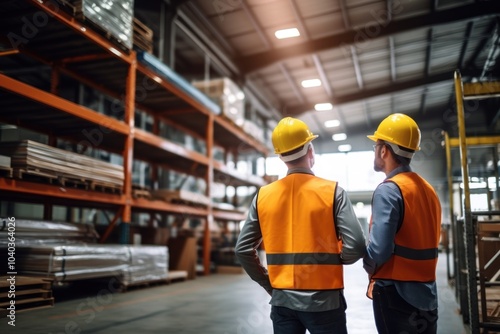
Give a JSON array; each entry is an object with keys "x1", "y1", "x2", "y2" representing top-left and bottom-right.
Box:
[
  {"x1": 270, "y1": 294, "x2": 347, "y2": 334},
  {"x1": 372, "y1": 284, "x2": 438, "y2": 334}
]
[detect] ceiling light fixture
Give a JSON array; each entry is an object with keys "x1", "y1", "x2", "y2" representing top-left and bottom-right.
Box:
[
  {"x1": 332, "y1": 133, "x2": 347, "y2": 141},
  {"x1": 275, "y1": 28, "x2": 300, "y2": 39},
  {"x1": 301, "y1": 79, "x2": 321, "y2": 88},
  {"x1": 314, "y1": 103, "x2": 333, "y2": 111},
  {"x1": 338, "y1": 144, "x2": 352, "y2": 152},
  {"x1": 324, "y1": 119, "x2": 340, "y2": 128}
]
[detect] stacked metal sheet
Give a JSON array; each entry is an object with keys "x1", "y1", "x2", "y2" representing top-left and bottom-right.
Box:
[
  {"x1": 122, "y1": 246, "x2": 169, "y2": 287},
  {"x1": 0, "y1": 140, "x2": 124, "y2": 191},
  {"x1": 0, "y1": 219, "x2": 99, "y2": 246},
  {"x1": 0, "y1": 220, "x2": 169, "y2": 286},
  {"x1": 14, "y1": 244, "x2": 169, "y2": 285},
  {"x1": 15, "y1": 244, "x2": 130, "y2": 282}
]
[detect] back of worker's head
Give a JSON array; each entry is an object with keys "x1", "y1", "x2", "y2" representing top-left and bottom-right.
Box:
[
  {"x1": 368, "y1": 113, "x2": 421, "y2": 164},
  {"x1": 272, "y1": 117, "x2": 318, "y2": 163}
]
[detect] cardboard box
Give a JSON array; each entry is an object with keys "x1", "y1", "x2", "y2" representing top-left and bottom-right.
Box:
[{"x1": 168, "y1": 236, "x2": 197, "y2": 279}]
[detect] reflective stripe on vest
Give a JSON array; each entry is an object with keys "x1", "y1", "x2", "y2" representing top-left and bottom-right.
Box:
[
  {"x1": 372, "y1": 172, "x2": 441, "y2": 282},
  {"x1": 257, "y1": 173, "x2": 343, "y2": 290}
]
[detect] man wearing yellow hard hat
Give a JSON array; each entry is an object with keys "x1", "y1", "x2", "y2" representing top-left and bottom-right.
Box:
[
  {"x1": 364, "y1": 113, "x2": 442, "y2": 334},
  {"x1": 235, "y1": 117, "x2": 366, "y2": 334}
]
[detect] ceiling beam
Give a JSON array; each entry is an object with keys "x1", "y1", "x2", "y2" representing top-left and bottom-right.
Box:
[
  {"x1": 284, "y1": 71, "x2": 454, "y2": 116},
  {"x1": 235, "y1": 2, "x2": 500, "y2": 74}
]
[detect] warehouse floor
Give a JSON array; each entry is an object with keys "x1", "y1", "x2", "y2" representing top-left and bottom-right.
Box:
[{"x1": 2, "y1": 253, "x2": 467, "y2": 334}]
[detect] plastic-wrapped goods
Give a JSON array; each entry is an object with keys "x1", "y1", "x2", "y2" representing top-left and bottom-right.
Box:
[
  {"x1": 122, "y1": 245, "x2": 169, "y2": 286},
  {"x1": 15, "y1": 244, "x2": 131, "y2": 282},
  {"x1": 136, "y1": 51, "x2": 221, "y2": 115},
  {"x1": 82, "y1": 0, "x2": 134, "y2": 49},
  {"x1": 0, "y1": 219, "x2": 99, "y2": 246},
  {"x1": 192, "y1": 78, "x2": 246, "y2": 126}
]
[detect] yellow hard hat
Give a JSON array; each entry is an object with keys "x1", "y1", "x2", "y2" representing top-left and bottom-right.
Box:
[
  {"x1": 272, "y1": 117, "x2": 318, "y2": 154},
  {"x1": 368, "y1": 113, "x2": 421, "y2": 151}
]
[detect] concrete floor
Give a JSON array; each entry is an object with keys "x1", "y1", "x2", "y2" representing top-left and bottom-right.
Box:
[{"x1": 1, "y1": 253, "x2": 467, "y2": 334}]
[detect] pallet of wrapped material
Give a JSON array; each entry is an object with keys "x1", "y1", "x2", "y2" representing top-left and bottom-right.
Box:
[
  {"x1": 192, "y1": 78, "x2": 245, "y2": 126},
  {"x1": 56, "y1": 0, "x2": 134, "y2": 49},
  {"x1": 0, "y1": 140, "x2": 123, "y2": 191},
  {"x1": 121, "y1": 246, "x2": 169, "y2": 287},
  {"x1": 0, "y1": 220, "x2": 99, "y2": 244},
  {"x1": 14, "y1": 244, "x2": 130, "y2": 283},
  {"x1": 151, "y1": 189, "x2": 210, "y2": 207}
]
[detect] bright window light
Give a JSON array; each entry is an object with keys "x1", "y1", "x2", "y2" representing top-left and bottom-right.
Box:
[
  {"x1": 324, "y1": 119, "x2": 340, "y2": 128},
  {"x1": 275, "y1": 28, "x2": 300, "y2": 39},
  {"x1": 314, "y1": 103, "x2": 333, "y2": 111},
  {"x1": 301, "y1": 79, "x2": 322, "y2": 88},
  {"x1": 338, "y1": 144, "x2": 352, "y2": 152},
  {"x1": 332, "y1": 133, "x2": 347, "y2": 141}
]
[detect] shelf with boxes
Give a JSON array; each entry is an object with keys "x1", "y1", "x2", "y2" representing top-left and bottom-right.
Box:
[{"x1": 0, "y1": 0, "x2": 269, "y2": 275}]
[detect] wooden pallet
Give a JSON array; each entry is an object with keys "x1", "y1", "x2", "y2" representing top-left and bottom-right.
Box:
[
  {"x1": 166, "y1": 270, "x2": 188, "y2": 283},
  {"x1": 132, "y1": 185, "x2": 152, "y2": 199},
  {"x1": 133, "y1": 17, "x2": 153, "y2": 53},
  {"x1": 151, "y1": 189, "x2": 210, "y2": 207},
  {"x1": 120, "y1": 278, "x2": 169, "y2": 292},
  {"x1": 0, "y1": 276, "x2": 54, "y2": 317}
]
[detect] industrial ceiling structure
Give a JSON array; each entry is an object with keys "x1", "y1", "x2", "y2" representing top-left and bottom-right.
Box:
[
  {"x1": 135, "y1": 0, "x2": 500, "y2": 158},
  {"x1": 0, "y1": 0, "x2": 499, "y2": 180}
]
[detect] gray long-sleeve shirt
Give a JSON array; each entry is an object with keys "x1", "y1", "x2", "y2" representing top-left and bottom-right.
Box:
[{"x1": 235, "y1": 168, "x2": 366, "y2": 312}]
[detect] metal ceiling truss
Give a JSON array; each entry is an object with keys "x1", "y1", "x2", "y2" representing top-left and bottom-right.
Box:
[{"x1": 235, "y1": 2, "x2": 500, "y2": 73}]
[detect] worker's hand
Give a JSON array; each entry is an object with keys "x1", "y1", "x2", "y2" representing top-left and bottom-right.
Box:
[{"x1": 366, "y1": 279, "x2": 375, "y2": 299}]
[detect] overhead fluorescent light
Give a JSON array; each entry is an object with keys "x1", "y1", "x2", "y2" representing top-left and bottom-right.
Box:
[
  {"x1": 314, "y1": 103, "x2": 333, "y2": 111},
  {"x1": 275, "y1": 28, "x2": 300, "y2": 39},
  {"x1": 301, "y1": 79, "x2": 321, "y2": 88},
  {"x1": 324, "y1": 119, "x2": 340, "y2": 128},
  {"x1": 332, "y1": 133, "x2": 347, "y2": 141},
  {"x1": 338, "y1": 144, "x2": 352, "y2": 152}
]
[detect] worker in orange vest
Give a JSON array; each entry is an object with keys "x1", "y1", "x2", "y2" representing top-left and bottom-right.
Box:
[
  {"x1": 364, "y1": 113, "x2": 442, "y2": 334},
  {"x1": 235, "y1": 117, "x2": 366, "y2": 334}
]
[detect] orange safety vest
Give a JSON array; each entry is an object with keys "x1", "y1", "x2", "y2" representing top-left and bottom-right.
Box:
[
  {"x1": 372, "y1": 172, "x2": 441, "y2": 282},
  {"x1": 257, "y1": 173, "x2": 343, "y2": 290}
]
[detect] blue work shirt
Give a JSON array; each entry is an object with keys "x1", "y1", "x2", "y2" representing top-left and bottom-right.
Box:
[{"x1": 363, "y1": 165, "x2": 438, "y2": 311}]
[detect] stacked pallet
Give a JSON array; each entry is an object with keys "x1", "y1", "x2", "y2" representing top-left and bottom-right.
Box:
[
  {"x1": 0, "y1": 140, "x2": 124, "y2": 192},
  {"x1": 151, "y1": 189, "x2": 210, "y2": 207},
  {"x1": 0, "y1": 276, "x2": 54, "y2": 317},
  {"x1": 133, "y1": 17, "x2": 153, "y2": 53}
]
